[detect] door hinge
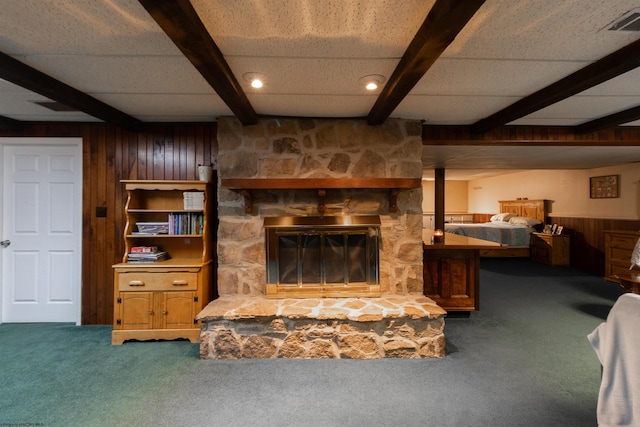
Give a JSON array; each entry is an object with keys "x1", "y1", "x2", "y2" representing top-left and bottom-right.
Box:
[
  {"x1": 194, "y1": 296, "x2": 198, "y2": 302},
  {"x1": 117, "y1": 297, "x2": 122, "y2": 304},
  {"x1": 116, "y1": 319, "x2": 121, "y2": 325},
  {"x1": 194, "y1": 318, "x2": 198, "y2": 324}
]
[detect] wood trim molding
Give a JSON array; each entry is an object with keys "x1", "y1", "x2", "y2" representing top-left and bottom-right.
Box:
[
  {"x1": 221, "y1": 178, "x2": 421, "y2": 213},
  {"x1": 221, "y1": 178, "x2": 421, "y2": 189},
  {"x1": 0, "y1": 114, "x2": 23, "y2": 130}
]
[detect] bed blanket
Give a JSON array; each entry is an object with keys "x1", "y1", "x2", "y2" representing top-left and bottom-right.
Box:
[{"x1": 444, "y1": 222, "x2": 532, "y2": 247}]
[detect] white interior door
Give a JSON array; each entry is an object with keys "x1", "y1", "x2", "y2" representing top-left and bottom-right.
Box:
[{"x1": 1, "y1": 139, "x2": 82, "y2": 324}]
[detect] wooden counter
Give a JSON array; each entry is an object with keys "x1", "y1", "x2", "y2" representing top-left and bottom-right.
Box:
[
  {"x1": 423, "y1": 231, "x2": 500, "y2": 312},
  {"x1": 423, "y1": 230, "x2": 502, "y2": 249}
]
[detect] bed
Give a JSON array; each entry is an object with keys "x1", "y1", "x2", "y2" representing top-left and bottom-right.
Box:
[{"x1": 445, "y1": 199, "x2": 548, "y2": 257}]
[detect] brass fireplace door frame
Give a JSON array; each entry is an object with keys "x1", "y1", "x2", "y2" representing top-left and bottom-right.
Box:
[{"x1": 264, "y1": 216, "x2": 381, "y2": 299}]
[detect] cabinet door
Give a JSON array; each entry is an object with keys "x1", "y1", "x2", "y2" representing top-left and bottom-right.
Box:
[
  {"x1": 118, "y1": 292, "x2": 154, "y2": 329},
  {"x1": 531, "y1": 236, "x2": 550, "y2": 263},
  {"x1": 161, "y1": 291, "x2": 196, "y2": 329},
  {"x1": 423, "y1": 249, "x2": 478, "y2": 310}
]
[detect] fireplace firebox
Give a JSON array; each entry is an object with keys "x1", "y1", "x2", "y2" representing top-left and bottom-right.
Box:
[{"x1": 264, "y1": 216, "x2": 381, "y2": 298}]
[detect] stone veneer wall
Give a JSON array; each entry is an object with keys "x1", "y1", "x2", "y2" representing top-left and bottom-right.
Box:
[{"x1": 216, "y1": 117, "x2": 424, "y2": 296}]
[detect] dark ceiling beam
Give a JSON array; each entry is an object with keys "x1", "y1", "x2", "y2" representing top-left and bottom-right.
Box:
[
  {"x1": 0, "y1": 51, "x2": 144, "y2": 132},
  {"x1": 0, "y1": 114, "x2": 23, "y2": 130},
  {"x1": 576, "y1": 105, "x2": 640, "y2": 134},
  {"x1": 139, "y1": 0, "x2": 257, "y2": 126},
  {"x1": 367, "y1": 0, "x2": 486, "y2": 125},
  {"x1": 471, "y1": 38, "x2": 640, "y2": 134}
]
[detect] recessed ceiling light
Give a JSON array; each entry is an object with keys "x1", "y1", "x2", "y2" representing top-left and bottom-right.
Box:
[
  {"x1": 243, "y1": 72, "x2": 265, "y2": 89},
  {"x1": 359, "y1": 74, "x2": 385, "y2": 91}
]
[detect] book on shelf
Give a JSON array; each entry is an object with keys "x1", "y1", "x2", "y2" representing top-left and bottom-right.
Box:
[
  {"x1": 168, "y1": 212, "x2": 204, "y2": 235},
  {"x1": 130, "y1": 246, "x2": 159, "y2": 253},
  {"x1": 127, "y1": 250, "x2": 169, "y2": 263}
]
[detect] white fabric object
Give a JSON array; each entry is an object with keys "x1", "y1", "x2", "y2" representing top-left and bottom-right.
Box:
[
  {"x1": 489, "y1": 212, "x2": 515, "y2": 222},
  {"x1": 508, "y1": 216, "x2": 542, "y2": 226},
  {"x1": 630, "y1": 238, "x2": 640, "y2": 270},
  {"x1": 588, "y1": 293, "x2": 640, "y2": 426}
]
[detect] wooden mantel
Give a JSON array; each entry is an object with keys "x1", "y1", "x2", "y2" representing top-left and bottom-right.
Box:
[{"x1": 221, "y1": 178, "x2": 422, "y2": 213}]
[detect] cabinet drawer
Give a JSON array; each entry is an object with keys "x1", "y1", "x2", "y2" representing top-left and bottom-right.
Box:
[
  {"x1": 610, "y1": 263, "x2": 635, "y2": 278},
  {"x1": 608, "y1": 247, "x2": 632, "y2": 263},
  {"x1": 118, "y1": 271, "x2": 198, "y2": 291},
  {"x1": 532, "y1": 238, "x2": 550, "y2": 248},
  {"x1": 606, "y1": 234, "x2": 638, "y2": 250}
]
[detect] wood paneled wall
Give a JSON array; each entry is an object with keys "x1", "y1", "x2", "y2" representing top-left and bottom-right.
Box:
[
  {"x1": 1, "y1": 123, "x2": 218, "y2": 324},
  {"x1": 550, "y1": 217, "x2": 640, "y2": 276},
  {"x1": 422, "y1": 125, "x2": 640, "y2": 144},
  {"x1": 2, "y1": 123, "x2": 639, "y2": 323}
]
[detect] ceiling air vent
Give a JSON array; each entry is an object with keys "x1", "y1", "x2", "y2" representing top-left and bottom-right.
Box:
[
  {"x1": 606, "y1": 8, "x2": 640, "y2": 31},
  {"x1": 31, "y1": 101, "x2": 78, "y2": 112}
]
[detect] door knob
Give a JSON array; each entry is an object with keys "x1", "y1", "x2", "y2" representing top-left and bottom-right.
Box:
[{"x1": 0, "y1": 240, "x2": 10, "y2": 248}]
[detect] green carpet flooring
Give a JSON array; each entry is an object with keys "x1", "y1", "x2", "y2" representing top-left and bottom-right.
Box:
[{"x1": 0, "y1": 258, "x2": 620, "y2": 426}]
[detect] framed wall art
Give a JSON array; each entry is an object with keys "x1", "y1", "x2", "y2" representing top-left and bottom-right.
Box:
[{"x1": 590, "y1": 175, "x2": 619, "y2": 199}]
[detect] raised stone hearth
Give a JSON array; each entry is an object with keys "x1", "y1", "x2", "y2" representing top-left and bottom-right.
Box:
[{"x1": 198, "y1": 295, "x2": 446, "y2": 359}]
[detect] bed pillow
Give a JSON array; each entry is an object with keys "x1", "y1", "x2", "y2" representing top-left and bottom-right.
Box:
[
  {"x1": 508, "y1": 216, "x2": 542, "y2": 226},
  {"x1": 490, "y1": 212, "x2": 515, "y2": 222}
]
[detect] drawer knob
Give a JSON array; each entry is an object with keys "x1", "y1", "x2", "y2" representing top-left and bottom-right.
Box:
[
  {"x1": 172, "y1": 280, "x2": 189, "y2": 286},
  {"x1": 129, "y1": 280, "x2": 145, "y2": 286}
]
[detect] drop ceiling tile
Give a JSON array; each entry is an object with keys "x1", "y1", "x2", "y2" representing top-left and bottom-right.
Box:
[
  {"x1": 193, "y1": 0, "x2": 434, "y2": 57},
  {"x1": 0, "y1": 90, "x2": 94, "y2": 120},
  {"x1": 0, "y1": 0, "x2": 179, "y2": 55},
  {"x1": 447, "y1": 0, "x2": 640, "y2": 61},
  {"x1": 226, "y1": 57, "x2": 398, "y2": 95},
  {"x1": 247, "y1": 93, "x2": 377, "y2": 117},
  {"x1": 14, "y1": 55, "x2": 216, "y2": 95},
  {"x1": 395, "y1": 95, "x2": 522, "y2": 124},
  {"x1": 520, "y1": 95, "x2": 640, "y2": 121},
  {"x1": 413, "y1": 58, "x2": 590, "y2": 96},
  {"x1": 95, "y1": 94, "x2": 233, "y2": 121},
  {"x1": 579, "y1": 69, "x2": 640, "y2": 96}
]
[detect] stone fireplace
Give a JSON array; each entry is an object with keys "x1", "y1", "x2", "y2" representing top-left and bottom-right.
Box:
[{"x1": 197, "y1": 117, "x2": 446, "y2": 359}]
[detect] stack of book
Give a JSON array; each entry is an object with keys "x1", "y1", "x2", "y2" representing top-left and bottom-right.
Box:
[
  {"x1": 183, "y1": 191, "x2": 204, "y2": 210},
  {"x1": 127, "y1": 246, "x2": 169, "y2": 263}
]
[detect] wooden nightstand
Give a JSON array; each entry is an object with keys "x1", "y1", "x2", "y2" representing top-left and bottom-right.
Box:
[{"x1": 531, "y1": 232, "x2": 570, "y2": 266}]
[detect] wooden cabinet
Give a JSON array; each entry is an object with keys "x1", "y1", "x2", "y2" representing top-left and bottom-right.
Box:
[
  {"x1": 604, "y1": 230, "x2": 640, "y2": 283},
  {"x1": 423, "y1": 247, "x2": 479, "y2": 311},
  {"x1": 112, "y1": 180, "x2": 215, "y2": 345},
  {"x1": 530, "y1": 232, "x2": 570, "y2": 266}
]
